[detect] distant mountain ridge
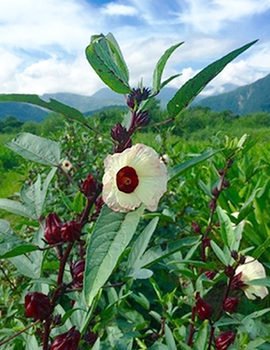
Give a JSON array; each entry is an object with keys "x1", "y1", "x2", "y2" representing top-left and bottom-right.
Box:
[
  {"x1": 197, "y1": 73, "x2": 270, "y2": 115},
  {"x1": 0, "y1": 73, "x2": 269, "y2": 121}
]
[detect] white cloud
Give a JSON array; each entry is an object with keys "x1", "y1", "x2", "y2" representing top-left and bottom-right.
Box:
[
  {"x1": 101, "y1": 3, "x2": 138, "y2": 16},
  {"x1": 0, "y1": 0, "x2": 269, "y2": 96}
]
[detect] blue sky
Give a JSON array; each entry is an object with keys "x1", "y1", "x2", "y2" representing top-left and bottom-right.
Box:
[{"x1": 0, "y1": 0, "x2": 270, "y2": 97}]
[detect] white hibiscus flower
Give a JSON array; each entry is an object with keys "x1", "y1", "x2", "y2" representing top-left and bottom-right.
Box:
[
  {"x1": 61, "y1": 159, "x2": 72, "y2": 172},
  {"x1": 102, "y1": 144, "x2": 168, "y2": 213},
  {"x1": 234, "y1": 256, "x2": 269, "y2": 300}
]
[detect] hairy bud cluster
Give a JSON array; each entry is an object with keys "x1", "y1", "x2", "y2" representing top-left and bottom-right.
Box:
[{"x1": 127, "y1": 87, "x2": 151, "y2": 110}]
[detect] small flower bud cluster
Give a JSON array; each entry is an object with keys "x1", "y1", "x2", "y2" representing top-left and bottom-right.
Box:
[
  {"x1": 215, "y1": 330, "x2": 236, "y2": 350},
  {"x1": 111, "y1": 122, "x2": 132, "y2": 152},
  {"x1": 44, "y1": 213, "x2": 81, "y2": 244},
  {"x1": 127, "y1": 87, "x2": 151, "y2": 110},
  {"x1": 195, "y1": 294, "x2": 214, "y2": 321},
  {"x1": 81, "y1": 174, "x2": 97, "y2": 198}
]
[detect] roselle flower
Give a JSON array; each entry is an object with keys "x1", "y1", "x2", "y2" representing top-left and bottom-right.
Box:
[
  {"x1": 102, "y1": 143, "x2": 167, "y2": 212},
  {"x1": 215, "y1": 330, "x2": 236, "y2": 350},
  {"x1": 232, "y1": 256, "x2": 268, "y2": 300},
  {"x1": 71, "y1": 260, "x2": 85, "y2": 288},
  {"x1": 60, "y1": 220, "x2": 81, "y2": 242},
  {"x1": 195, "y1": 295, "x2": 214, "y2": 320},
  {"x1": 223, "y1": 297, "x2": 240, "y2": 313},
  {"x1": 61, "y1": 159, "x2": 72, "y2": 172},
  {"x1": 81, "y1": 174, "x2": 97, "y2": 198},
  {"x1": 44, "y1": 213, "x2": 63, "y2": 244},
  {"x1": 25, "y1": 292, "x2": 53, "y2": 321},
  {"x1": 50, "y1": 326, "x2": 80, "y2": 350}
]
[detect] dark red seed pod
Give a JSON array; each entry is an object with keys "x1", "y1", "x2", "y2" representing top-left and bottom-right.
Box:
[
  {"x1": 215, "y1": 330, "x2": 236, "y2": 350},
  {"x1": 71, "y1": 260, "x2": 85, "y2": 288},
  {"x1": 81, "y1": 174, "x2": 97, "y2": 198},
  {"x1": 111, "y1": 122, "x2": 129, "y2": 143},
  {"x1": 50, "y1": 326, "x2": 80, "y2": 350},
  {"x1": 60, "y1": 220, "x2": 81, "y2": 242},
  {"x1": 223, "y1": 297, "x2": 240, "y2": 313},
  {"x1": 205, "y1": 270, "x2": 216, "y2": 280},
  {"x1": 44, "y1": 213, "x2": 63, "y2": 244},
  {"x1": 134, "y1": 110, "x2": 150, "y2": 127},
  {"x1": 191, "y1": 221, "x2": 201, "y2": 233},
  {"x1": 25, "y1": 292, "x2": 53, "y2": 321},
  {"x1": 195, "y1": 295, "x2": 214, "y2": 320}
]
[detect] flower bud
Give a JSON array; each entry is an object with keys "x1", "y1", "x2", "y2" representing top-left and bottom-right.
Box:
[
  {"x1": 127, "y1": 87, "x2": 151, "y2": 109},
  {"x1": 71, "y1": 260, "x2": 85, "y2": 288},
  {"x1": 44, "y1": 213, "x2": 63, "y2": 244},
  {"x1": 191, "y1": 221, "x2": 201, "y2": 233},
  {"x1": 111, "y1": 122, "x2": 129, "y2": 143},
  {"x1": 25, "y1": 292, "x2": 53, "y2": 321},
  {"x1": 225, "y1": 265, "x2": 235, "y2": 278},
  {"x1": 50, "y1": 326, "x2": 80, "y2": 350},
  {"x1": 223, "y1": 297, "x2": 240, "y2": 313},
  {"x1": 134, "y1": 110, "x2": 150, "y2": 127},
  {"x1": 205, "y1": 270, "x2": 216, "y2": 280},
  {"x1": 215, "y1": 330, "x2": 236, "y2": 350},
  {"x1": 60, "y1": 220, "x2": 81, "y2": 242},
  {"x1": 195, "y1": 295, "x2": 214, "y2": 320},
  {"x1": 81, "y1": 174, "x2": 97, "y2": 198}
]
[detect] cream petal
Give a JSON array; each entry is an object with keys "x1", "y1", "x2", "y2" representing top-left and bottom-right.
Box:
[
  {"x1": 102, "y1": 144, "x2": 168, "y2": 213},
  {"x1": 235, "y1": 256, "x2": 269, "y2": 300}
]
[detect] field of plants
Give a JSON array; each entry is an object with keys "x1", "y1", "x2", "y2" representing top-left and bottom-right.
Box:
[{"x1": 0, "y1": 33, "x2": 269, "y2": 349}]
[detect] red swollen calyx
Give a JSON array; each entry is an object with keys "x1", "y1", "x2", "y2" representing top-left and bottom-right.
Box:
[
  {"x1": 24, "y1": 292, "x2": 53, "y2": 321},
  {"x1": 50, "y1": 326, "x2": 81, "y2": 350}
]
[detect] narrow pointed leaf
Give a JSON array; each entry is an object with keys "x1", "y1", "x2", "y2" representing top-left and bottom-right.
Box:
[
  {"x1": 152, "y1": 42, "x2": 184, "y2": 93},
  {"x1": 160, "y1": 73, "x2": 182, "y2": 90},
  {"x1": 0, "y1": 94, "x2": 87, "y2": 124},
  {"x1": 0, "y1": 219, "x2": 38, "y2": 259},
  {"x1": 126, "y1": 217, "x2": 159, "y2": 277},
  {"x1": 84, "y1": 205, "x2": 144, "y2": 306},
  {"x1": 167, "y1": 40, "x2": 258, "y2": 117},
  {"x1": 216, "y1": 206, "x2": 235, "y2": 248},
  {"x1": 20, "y1": 168, "x2": 57, "y2": 219},
  {"x1": 86, "y1": 33, "x2": 131, "y2": 94},
  {"x1": 6, "y1": 132, "x2": 61, "y2": 166},
  {"x1": 168, "y1": 149, "x2": 222, "y2": 182}
]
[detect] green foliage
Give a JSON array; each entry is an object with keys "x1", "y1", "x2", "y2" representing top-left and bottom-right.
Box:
[{"x1": 0, "y1": 32, "x2": 269, "y2": 350}]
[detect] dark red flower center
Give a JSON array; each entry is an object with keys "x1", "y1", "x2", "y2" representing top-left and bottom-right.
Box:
[{"x1": 116, "y1": 166, "x2": 139, "y2": 193}]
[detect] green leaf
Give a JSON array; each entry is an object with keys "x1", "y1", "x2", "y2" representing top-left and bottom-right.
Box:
[
  {"x1": 0, "y1": 198, "x2": 33, "y2": 219},
  {"x1": 210, "y1": 240, "x2": 229, "y2": 265},
  {"x1": 125, "y1": 217, "x2": 159, "y2": 277},
  {"x1": 85, "y1": 33, "x2": 131, "y2": 94},
  {"x1": 6, "y1": 133, "x2": 61, "y2": 166},
  {"x1": 0, "y1": 219, "x2": 38, "y2": 259},
  {"x1": 168, "y1": 149, "x2": 221, "y2": 182},
  {"x1": 152, "y1": 42, "x2": 184, "y2": 93},
  {"x1": 0, "y1": 93, "x2": 87, "y2": 124},
  {"x1": 20, "y1": 168, "x2": 57, "y2": 219},
  {"x1": 245, "y1": 277, "x2": 270, "y2": 287},
  {"x1": 167, "y1": 40, "x2": 258, "y2": 117},
  {"x1": 194, "y1": 321, "x2": 208, "y2": 350},
  {"x1": 84, "y1": 205, "x2": 144, "y2": 306},
  {"x1": 216, "y1": 206, "x2": 235, "y2": 248},
  {"x1": 165, "y1": 324, "x2": 177, "y2": 350}
]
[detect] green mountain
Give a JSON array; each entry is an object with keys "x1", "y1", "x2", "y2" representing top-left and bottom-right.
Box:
[
  {"x1": 0, "y1": 102, "x2": 48, "y2": 122},
  {"x1": 197, "y1": 73, "x2": 270, "y2": 115}
]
